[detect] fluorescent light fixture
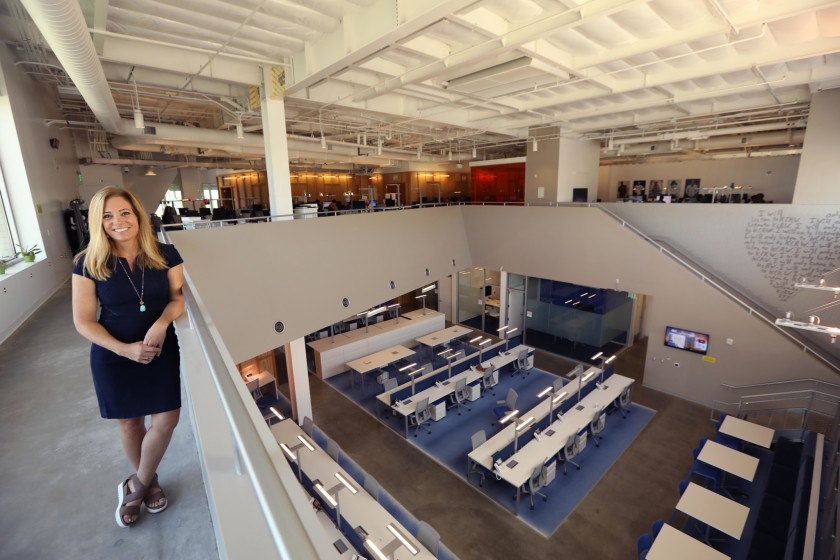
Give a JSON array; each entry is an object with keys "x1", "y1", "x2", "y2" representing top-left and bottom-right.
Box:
[
  {"x1": 516, "y1": 416, "x2": 534, "y2": 431},
  {"x1": 582, "y1": 370, "x2": 596, "y2": 382},
  {"x1": 408, "y1": 368, "x2": 423, "y2": 377},
  {"x1": 537, "y1": 386, "x2": 553, "y2": 398},
  {"x1": 365, "y1": 539, "x2": 388, "y2": 560},
  {"x1": 532, "y1": 138, "x2": 538, "y2": 152},
  {"x1": 498, "y1": 325, "x2": 510, "y2": 333},
  {"x1": 387, "y1": 303, "x2": 400, "y2": 309},
  {"x1": 417, "y1": 145, "x2": 422, "y2": 159},
  {"x1": 444, "y1": 56, "x2": 534, "y2": 89},
  {"x1": 589, "y1": 293, "x2": 597, "y2": 298},
  {"x1": 320, "y1": 135, "x2": 327, "y2": 149},
  {"x1": 591, "y1": 352, "x2": 603, "y2": 360},
  {"x1": 438, "y1": 349, "x2": 453, "y2": 357},
  {"x1": 469, "y1": 336, "x2": 483, "y2": 343},
  {"x1": 133, "y1": 109, "x2": 144, "y2": 129},
  {"x1": 237, "y1": 123, "x2": 244, "y2": 139},
  {"x1": 565, "y1": 299, "x2": 573, "y2": 304},
  {"x1": 422, "y1": 284, "x2": 436, "y2": 293},
  {"x1": 280, "y1": 443, "x2": 297, "y2": 461},
  {"x1": 366, "y1": 306, "x2": 386, "y2": 317},
  {"x1": 314, "y1": 482, "x2": 338, "y2": 507},
  {"x1": 500, "y1": 409, "x2": 519, "y2": 424},
  {"x1": 334, "y1": 472, "x2": 358, "y2": 494},
  {"x1": 297, "y1": 435, "x2": 315, "y2": 452},
  {"x1": 604, "y1": 355, "x2": 617, "y2": 364},
  {"x1": 270, "y1": 407, "x2": 284, "y2": 420},
  {"x1": 479, "y1": 339, "x2": 491, "y2": 346},
  {"x1": 387, "y1": 524, "x2": 419, "y2": 555},
  {"x1": 399, "y1": 363, "x2": 418, "y2": 372},
  {"x1": 506, "y1": 328, "x2": 518, "y2": 335},
  {"x1": 472, "y1": 145, "x2": 477, "y2": 158},
  {"x1": 414, "y1": 295, "x2": 426, "y2": 300},
  {"x1": 580, "y1": 292, "x2": 589, "y2": 297},
  {"x1": 552, "y1": 391, "x2": 568, "y2": 404}
]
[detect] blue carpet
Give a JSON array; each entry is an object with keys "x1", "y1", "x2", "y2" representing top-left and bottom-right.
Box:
[{"x1": 324, "y1": 360, "x2": 656, "y2": 537}]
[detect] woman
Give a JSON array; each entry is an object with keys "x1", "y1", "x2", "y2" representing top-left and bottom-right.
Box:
[{"x1": 72, "y1": 186, "x2": 185, "y2": 528}]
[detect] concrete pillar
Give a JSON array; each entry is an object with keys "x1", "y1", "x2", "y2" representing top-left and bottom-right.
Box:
[
  {"x1": 285, "y1": 338, "x2": 312, "y2": 424},
  {"x1": 793, "y1": 88, "x2": 840, "y2": 204},
  {"x1": 260, "y1": 66, "x2": 293, "y2": 216},
  {"x1": 524, "y1": 126, "x2": 600, "y2": 203}
]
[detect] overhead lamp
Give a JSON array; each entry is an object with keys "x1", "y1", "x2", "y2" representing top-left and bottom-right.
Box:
[
  {"x1": 236, "y1": 123, "x2": 244, "y2": 139},
  {"x1": 417, "y1": 145, "x2": 422, "y2": 159},
  {"x1": 365, "y1": 539, "x2": 388, "y2": 560},
  {"x1": 516, "y1": 416, "x2": 534, "y2": 432},
  {"x1": 438, "y1": 349, "x2": 454, "y2": 357},
  {"x1": 604, "y1": 355, "x2": 617, "y2": 365},
  {"x1": 532, "y1": 138, "x2": 538, "y2": 152},
  {"x1": 479, "y1": 339, "x2": 491, "y2": 346},
  {"x1": 269, "y1": 407, "x2": 284, "y2": 421},
  {"x1": 448, "y1": 150, "x2": 453, "y2": 161},
  {"x1": 472, "y1": 144, "x2": 477, "y2": 158},
  {"x1": 144, "y1": 166, "x2": 157, "y2": 176},
  {"x1": 320, "y1": 135, "x2": 327, "y2": 149},
  {"x1": 591, "y1": 352, "x2": 604, "y2": 361},
  {"x1": 377, "y1": 138, "x2": 383, "y2": 156},
  {"x1": 296, "y1": 435, "x2": 315, "y2": 452},
  {"x1": 399, "y1": 363, "x2": 418, "y2": 372},
  {"x1": 537, "y1": 386, "x2": 553, "y2": 399},
  {"x1": 443, "y1": 57, "x2": 534, "y2": 89},
  {"x1": 469, "y1": 336, "x2": 483, "y2": 343},
  {"x1": 500, "y1": 409, "x2": 519, "y2": 424},
  {"x1": 422, "y1": 284, "x2": 436, "y2": 293},
  {"x1": 133, "y1": 109, "x2": 145, "y2": 129},
  {"x1": 334, "y1": 472, "x2": 358, "y2": 495},
  {"x1": 387, "y1": 523, "x2": 419, "y2": 555},
  {"x1": 552, "y1": 391, "x2": 568, "y2": 404}
]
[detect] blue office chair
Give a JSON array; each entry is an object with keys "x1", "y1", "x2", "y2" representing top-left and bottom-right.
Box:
[
  {"x1": 636, "y1": 533, "x2": 652, "y2": 560},
  {"x1": 449, "y1": 377, "x2": 471, "y2": 415},
  {"x1": 493, "y1": 388, "x2": 518, "y2": 424},
  {"x1": 690, "y1": 445, "x2": 731, "y2": 498},
  {"x1": 513, "y1": 349, "x2": 532, "y2": 376},
  {"x1": 301, "y1": 416, "x2": 314, "y2": 437},
  {"x1": 651, "y1": 518, "x2": 664, "y2": 541},
  {"x1": 363, "y1": 473, "x2": 381, "y2": 501},
  {"x1": 469, "y1": 430, "x2": 487, "y2": 486},
  {"x1": 713, "y1": 413, "x2": 741, "y2": 449},
  {"x1": 589, "y1": 407, "x2": 606, "y2": 447},
  {"x1": 326, "y1": 439, "x2": 341, "y2": 462},
  {"x1": 617, "y1": 386, "x2": 632, "y2": 418},
  {"x1": 416, "y1": 521, "x2": 441, "y2": 556},
  {"x1": 481, "y1": 364, "x2": 497, "y2": 396},
  {"x1": 409, "y1": 396, "x2": 433, "y2": 437},
  {"x1": 523, "y1": 463, "x2": 548, "y2": 510}
]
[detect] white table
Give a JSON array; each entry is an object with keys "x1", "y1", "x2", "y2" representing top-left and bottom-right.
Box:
[
  {"x1": 719, "y1": 416, "x2": 774, "y2": 448},
  {"x1": 391, "y1": 368, "x2": 483, "y2": 437},
  {"x1": 646, "y1": 523, "x2": 730, "y2": 560},
  {"x1": 346, "y1": 345, "x2": 416, "y2": 390},
  {"x1": 495, "y1": 374, "x2": 634, "y2": 512},
  {"x1": 416, "y1": 325, "x2": 473, "y2": 348},
  {"x1": 698, "y1": 439, "x2": 759, "y2": 482},
  {"x1": 402, "y1": 309, "x2": 432, "y2": 320},
  {"x1": 270, "y1": 420, "x2": 434, "y2": 560},
  {"x1": 676, "y1": 482, "x2": 750, "y2": 540},
  {"x1": 242, "y1": 369, "x2": 278, "y2": 400}
]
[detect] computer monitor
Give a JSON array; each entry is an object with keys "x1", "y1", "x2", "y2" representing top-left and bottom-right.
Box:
[
  {"x1": 370, "y1": 200, "x2": 377, "y2": 207},
  {"x1": 322, "y1": 201, "x2": 332, "y2": 209}
]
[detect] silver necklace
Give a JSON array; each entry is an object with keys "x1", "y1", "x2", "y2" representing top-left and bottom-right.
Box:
[{"x1": 118, "y1": 258, "x2": 146, "y2": 312}]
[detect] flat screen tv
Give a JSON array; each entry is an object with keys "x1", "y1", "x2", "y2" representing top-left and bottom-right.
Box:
[{"x1": 664, "y1": 326, "x2": 709, "y2": 355}]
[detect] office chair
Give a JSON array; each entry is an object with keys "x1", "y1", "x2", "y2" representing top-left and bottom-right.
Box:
[
  {"x1": 409, "y1": 397, "x2": 432, "y2": 437},
  {"x1": 363, "y1": 473, "x2": 381, "y2": 501},
  {"x1": 376, "y1": 368, "x2": 391, "y2": 385},
  {"x1": 493, "y1": 388, "x2": 518, "y2": 424},
  {"x1": 513, "y1": 349, "x2": 531, "y2": 376},
  {"x1": 668, "y1": 479, "x2": 691, "y2": 525},
  {"x1": 523, "y1": 463, "x2": 548, "y2": 510},
  {"x1": 382, "y1": 377, "x2": 398, "y2": 392},
  {"x1": 449, "y1": 378, "x2": 470, "y2": 415},
  {"x1": 326, "y1": 439, "x2": 341, "y2": 462},
  {"x1": 636, "y1": 533, "x2": 652, "y2": 560},
  {"x1": 651, "y1": 519, "x2": 664, "y2": 541},
  {"x1": 617, "y1": 386, "x2": 632, "y2": 418},
  {"x1": 481, "y1": 364, "x2": 497, "y2": 396},
  {"x1": 302, "y1": 416, "x2": 314, "y2": 437},
  {"x1": 416, "y1": 521, "x2": 440, "y2": 556},
  {"x1": 589, "y1": 407, "x2": 606, "y2": 447},
  {"x1": 245, "y1": 378, "x2": 261, "y2": 401},
  {"x1": 469, "y1": 430, "x2": 487, "y2": 486},
  {"x1": 558, "y1": 432, "x2": 580, "y2": 474},
  {"x1": 552, "y1": 377, "x2": 565, "y2": 392},
  {"x1": 690, "y1": 445, "x2": 730, "y2": 497}
]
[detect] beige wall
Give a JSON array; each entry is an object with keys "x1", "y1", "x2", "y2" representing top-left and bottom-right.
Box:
[
  {"x1": 171, "y1": 205, "x2": 838, "y2": 408},
  {"x1": 794, "y1": 88, "x2": 840, "y2": 204}
]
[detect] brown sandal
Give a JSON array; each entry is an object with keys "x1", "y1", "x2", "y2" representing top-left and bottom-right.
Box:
[
  {"x1": 144, "y1": 473, "x2": 168, "y2": 514},
  {"x1": 115, "y1": 474, "x2": 146, "y2": 528}
]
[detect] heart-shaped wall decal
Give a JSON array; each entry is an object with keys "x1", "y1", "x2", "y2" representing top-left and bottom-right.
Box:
[{"x1": 744, "y1": 209, "x2": 840, "y2": 302}]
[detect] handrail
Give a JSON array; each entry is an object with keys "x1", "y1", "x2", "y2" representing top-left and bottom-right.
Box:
[{"x1": 722, "y1": 378, "x2": 840, "y2": 392}]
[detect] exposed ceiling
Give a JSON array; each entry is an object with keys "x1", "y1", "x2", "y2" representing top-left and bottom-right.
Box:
[{"x1": 3, "y1": 0, "x2": 840, "y2": 171}]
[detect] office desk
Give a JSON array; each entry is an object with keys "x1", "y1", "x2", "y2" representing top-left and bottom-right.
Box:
[
  {"x1": 676, "y1": 482, "x2": 749, "y2": 540},
  {"x1": 316, "y1": 509, "x2": 356, "y2": 559},
  {"x1": 698, "y1": 439, "x2": 759, "y2": 482},
  {"x1": 495, "y1": 374, "x2": 634, "y2": 512},
  {"x1": 646, "y1": 523, "x2": 730, "y2": 560},
  {"x1": 481, "y1": 344, "x2": 534, "y2": 371},
  {"x1": 402, "y1": 309, "x2": 433, "y2": 320},
  {"x1": 346, "y1": 345, "x2": 416, "y2": 390},
  {"x1": 392, "y1": 367, "x2": 483, "y2": 437},
  {"x1": 242, "y1": 370, "x2": 278, "y2": 400},
  {"x1": 416, "y1": 325, "x2": 473, "y2": 348},
  {"x1": 270, "y1": 420, "x2": 434, "y2": 560},
  {"x1": 719, "y1": 416, "x2": 774, "y2": 449},
  {"x1": 468, "y1": 364, "x2": 608, "y2": 473}
]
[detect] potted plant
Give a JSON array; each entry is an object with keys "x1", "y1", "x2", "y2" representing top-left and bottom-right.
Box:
[
  {"x1": 0, "y1": 256, "x2": 11, "y2": 274},
  {"x1": 16, "y1": 244, "x2": 42, "y2": 263}
]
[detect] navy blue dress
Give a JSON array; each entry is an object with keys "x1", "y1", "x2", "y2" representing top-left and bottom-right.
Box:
[{"x1": 73, "y1": 243, "x2": 183, "y2": 419}]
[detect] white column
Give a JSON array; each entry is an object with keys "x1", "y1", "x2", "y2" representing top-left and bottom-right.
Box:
[
  {"x1": 260, "y1": 66, "x2": 293, "y2": 217},
  {"x1": 793, "y1": 88, "x2": 840, "y2": 204},
  {"x1": 285, "y1": 338, "x2": 312, "y2": 424},
  {"x1": 524, "y1": 126, "x2": 600, "y2": 203},
  {"x1": 499, "y1": 270, "x2": 509, "y2": 329}
]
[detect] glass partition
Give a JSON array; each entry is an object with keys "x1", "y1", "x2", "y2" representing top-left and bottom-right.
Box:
[{"x1": 458, "y1": 267, "x2": 484, "y2": 327}]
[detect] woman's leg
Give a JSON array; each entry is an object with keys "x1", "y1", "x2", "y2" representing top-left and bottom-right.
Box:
[
  {"x1": 116, "y1": 417, "x2": 146, "y2": 524},
  {"x1": 136, "y1": 409, "x2": 180, "y2": 508}
]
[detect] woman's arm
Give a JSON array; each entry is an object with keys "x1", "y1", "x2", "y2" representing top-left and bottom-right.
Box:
[
  {"x1": 72, "y1": 274, "x2": 158, "y2": 363},
  {"x1": 143, "y1": 263, "x2": 185, "y2": 351}
]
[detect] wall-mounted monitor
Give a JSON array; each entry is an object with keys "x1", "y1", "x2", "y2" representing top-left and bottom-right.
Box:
[{"x1": 664, "y1": 326, "x2": 709, "y2": 355}]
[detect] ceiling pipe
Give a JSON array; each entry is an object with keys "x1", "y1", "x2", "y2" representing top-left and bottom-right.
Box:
[
  {"x1": 607, "y1": 129, "x2": 805, "y2": 156},
  {"x1": 610, "y1": 122, "x2": 806, "y2": 147}
]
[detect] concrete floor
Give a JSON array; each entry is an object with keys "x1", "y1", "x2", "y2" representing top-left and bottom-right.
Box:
[
  {"x1": 1, "y1": 282, "x2": 717, "y2": 560},
  {"x1": 0, "y1": 283, "x2": 217, "y2": 560}
]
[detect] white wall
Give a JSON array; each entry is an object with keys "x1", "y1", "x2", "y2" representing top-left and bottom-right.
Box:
[
  {"x1": 597, "y1": 155, "x2": 800, "y2": 203},
  {"x1": 794, "y1": 88, "x2": 840, "y2": 204},
  {"x1": 0, "y1": 46, "x2": 81, "y2": 342},
  {"x1": 558, "y1": 137, "x2": 600, "y2": 202}
]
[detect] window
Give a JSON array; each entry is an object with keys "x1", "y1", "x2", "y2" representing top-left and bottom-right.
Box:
[
  {"x1": 0, "y1": 165, "x2": 18, "y2": 260},
  {"x1": 201, "y1": 183, "x2": 219, "y2": 209},
  {"x1": 156, "y1": 184, "x2": 183, "y2": 216}
]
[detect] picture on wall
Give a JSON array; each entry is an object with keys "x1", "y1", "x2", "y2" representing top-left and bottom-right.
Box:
[
  {"x1": 649, "y1": 180, "x2": 663, "y2": 198},
  {"x1": 617, "y1": 181, "x2": 629, "y2": 199},
  {"x1": 684, "y1": 178, "x2": 701, "y2": 201},
  {"x1": 632, "y1": 180, "x2": 646, "y2": 198},
  {"x1": 667, "y1": 179, "x2": 682, "y2": 197}
]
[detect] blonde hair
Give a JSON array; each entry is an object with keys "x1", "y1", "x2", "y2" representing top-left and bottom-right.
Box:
[{"x1": 74, "y1": 186, "x2": 167, "y2": 280}]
